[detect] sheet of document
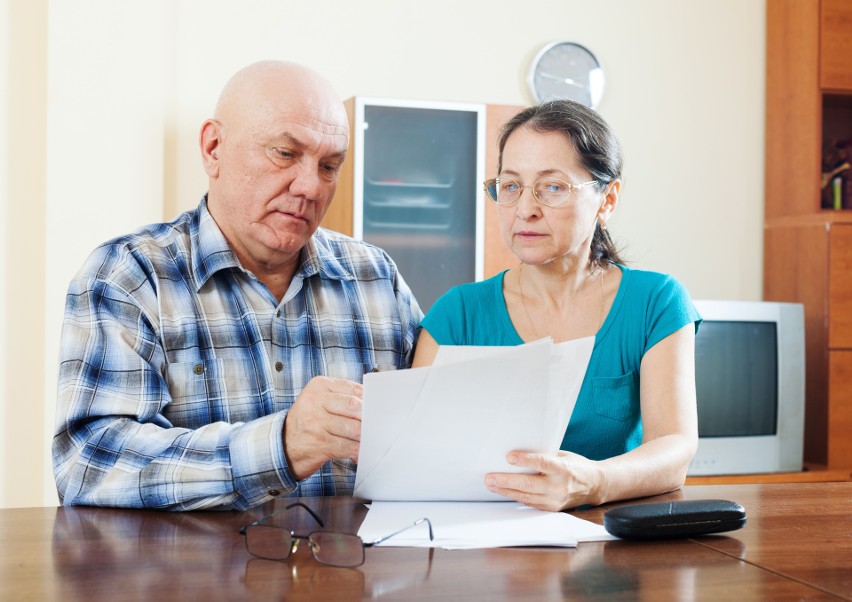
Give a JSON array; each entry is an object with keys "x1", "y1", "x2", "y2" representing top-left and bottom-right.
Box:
[
  {"x1": 357, "y1": 501, "x2": 616, "y2": 549},
  {"x1": 353, "y1": 337, "x2": 594, "y2": 501}
]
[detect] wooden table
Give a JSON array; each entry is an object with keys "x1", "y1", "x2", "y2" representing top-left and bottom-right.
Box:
[{"x1": 1, "y1": 483, "x2": 849, "y2": 600}]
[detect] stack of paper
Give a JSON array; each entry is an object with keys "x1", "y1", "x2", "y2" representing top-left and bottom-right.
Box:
[
  {"x1": 357, "y1": 501, "x2": 615, "y2": 549},
  {"x1": 354, "y1": 337, "x2": 595, "y2": 502}
]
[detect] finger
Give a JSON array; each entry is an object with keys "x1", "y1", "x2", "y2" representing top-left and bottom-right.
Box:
[
  {"x1": 323, "y1": 377, "x2": 363, "y2": 397},
  {"x1": 301, "y1": 377, "x2": 363, "y2": 419},
  {"x1": 322, "y1": 413, "x2": 362, "y2": 443},
  {"x1": 507, "y1": 451, "x2": 555, "y2": 474},
  {"x1": 486, "y1": 472, "x2": 545, "y2": 496},
  {"x1": 485, "y1": 474, "x2": 563, "y2": 511},
  {"x1": 324, "y1": 393, "x2": 363, "y2": 420}
]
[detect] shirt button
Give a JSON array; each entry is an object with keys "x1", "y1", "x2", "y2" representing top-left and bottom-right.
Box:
[
  {"x1": 269, "y1": 489, "x2": 281, "y2": 497},
  {"x1": 276, "y1": 310, "x2": 281, "y2": 318},
  {"x1": 193, "y1": 364, "x2": 204, "y2": 375},
  {"x1": 275, "y1": 361, "x2": 284, "y2": 372}
]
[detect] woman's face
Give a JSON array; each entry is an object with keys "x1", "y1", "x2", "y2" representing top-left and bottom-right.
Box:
[{"x1": 497, "y1": 126, "x2": 614, "y2": 268}]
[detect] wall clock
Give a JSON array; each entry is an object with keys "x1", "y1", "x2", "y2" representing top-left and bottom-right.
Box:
[{"x1": 528, "y1": 41, "x2": 605, "y2": 108}]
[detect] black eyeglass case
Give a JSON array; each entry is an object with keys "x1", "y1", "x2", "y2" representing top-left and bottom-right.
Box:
[{"x1": 603, "y1": 499, "x2": 747, "y2": 540}]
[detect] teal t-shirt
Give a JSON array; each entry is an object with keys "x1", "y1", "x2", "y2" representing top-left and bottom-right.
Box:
[{"x1": 420, "y1": 265, "x2": 702, "y2": 460}]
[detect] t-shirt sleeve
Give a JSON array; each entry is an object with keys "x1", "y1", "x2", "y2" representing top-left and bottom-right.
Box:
[
  {"x1": 644, "y1": 275, "x2": 703, "y2": 353},
  {"x1": 420, "y1": 286, "x2": 465, "y2": 345}
]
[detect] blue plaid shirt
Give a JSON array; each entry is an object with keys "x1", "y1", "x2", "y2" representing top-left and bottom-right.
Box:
[{"x1": 53, "y1": 198, "x2": 422, "y2": 510}]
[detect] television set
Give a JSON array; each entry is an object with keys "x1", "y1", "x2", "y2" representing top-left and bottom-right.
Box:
[{"x1": 686, "y1": 300, "x2": 806, "y2": 476}]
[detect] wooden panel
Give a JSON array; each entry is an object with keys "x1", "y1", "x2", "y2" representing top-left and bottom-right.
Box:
[
  {"x1": 686, "y1": 466, "x2": 852, "y2": 485},
  {"x1": 483, "y1": 104, "x2": 524, "y2": 279},
  {"x1": 765, "y1": 0, "x2": 822, "y2": 219},
  {"x1": 321, "y1": 97, "x2": 356, "y2": 236},
  {"x1": 820, "y1": 0, "x2": 852, "y2": 91},
  {"x1": 828, "y1": 351, "x2": 852, "y2": 467},
  {"x1": 764, "y1": 223, "x2": 829, "y2": 465},
  {"x1": 828, "y1": 224, "x2": 852, "y2": 347}
]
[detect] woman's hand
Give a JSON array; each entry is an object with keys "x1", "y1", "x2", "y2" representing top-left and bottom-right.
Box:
[{"x1": 485, "y1": 450, "x2": 606, "y2": 511}]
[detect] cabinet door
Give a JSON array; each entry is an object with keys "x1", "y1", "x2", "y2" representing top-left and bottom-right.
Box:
[
  {"x1": 765, "y1": 0, "x2": 821, "y2": 218},
  {"x1": 828, "y1": 351, "x2": 852, "y2": 468},
  {"x1": 484, "y1": 104, "x2": 524, "y2": 278},
  {"x1": 821, "y1": 0, "x2": 852, "y2": 91},
  {"x1": 352, "y1": 99, "x2": 485, "y2": 312},
  {"x1": 828, "y1": 224, "x2": 852, "y2": 348}
]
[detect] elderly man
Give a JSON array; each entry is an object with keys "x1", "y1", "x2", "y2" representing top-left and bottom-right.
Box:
[{"x1": 53, "y1": 61, "x2": 422, "y2": 510}]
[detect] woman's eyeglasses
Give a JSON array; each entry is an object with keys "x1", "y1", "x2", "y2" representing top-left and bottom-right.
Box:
[
  {"x1": 239, "y1": 502, "x2": 433, "y2": 568},
  {"x1": 484, "y1": 177, "x2": 599, "y2": 207}
]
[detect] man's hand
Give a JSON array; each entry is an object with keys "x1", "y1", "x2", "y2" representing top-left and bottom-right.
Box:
[{"x1": 283, "y1": 376, "x2": 363, "y2": 481}]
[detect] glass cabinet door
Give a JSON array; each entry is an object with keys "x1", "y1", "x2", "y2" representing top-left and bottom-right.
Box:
[{"x1": 353, "y1": 98, "x2": 485, "y2": 312}]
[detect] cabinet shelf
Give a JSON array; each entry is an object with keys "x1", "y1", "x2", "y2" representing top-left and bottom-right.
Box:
[
  {"x1": 766, "y1": 211, "x2": 852, "y2": 227},
  {"x1": 366, "y1": 179, "x2": 455, "y2": 189}
]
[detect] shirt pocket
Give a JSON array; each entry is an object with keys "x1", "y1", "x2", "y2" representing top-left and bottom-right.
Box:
[
  {"x1": 164, "y1": 359, "x2": 230, "y2": 427},
  {"x1": 592, "y1": 371, "x2": 639, "y2": 422}
]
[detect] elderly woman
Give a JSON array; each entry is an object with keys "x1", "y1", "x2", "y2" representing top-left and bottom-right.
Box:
[{"x1": 412, "y1": 100, "x2": 701, "y2": 511}]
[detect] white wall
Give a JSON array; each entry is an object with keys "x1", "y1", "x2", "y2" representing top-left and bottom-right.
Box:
[
  {"x1": 2, "y1": 0, "x2": 48, "y2": 509},
  {"x1": 3, "y1": 0, "x2": 767, "y2": 507},
  {"x1": 0, "y1": 0, "x2": 8, "y2": 505}
]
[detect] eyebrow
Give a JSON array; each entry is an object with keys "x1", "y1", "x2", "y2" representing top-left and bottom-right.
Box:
[
  {"x1": 501, "y1": 168, "x2": 565, "y2": 179},
  {"x1": 278, "y1": 132, "x2": 348, "y2": 161}
]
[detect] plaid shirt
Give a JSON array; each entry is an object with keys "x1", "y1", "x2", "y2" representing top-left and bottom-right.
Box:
[{"x1": 53, "y1": 198, "x2": 422, "y2": 510}]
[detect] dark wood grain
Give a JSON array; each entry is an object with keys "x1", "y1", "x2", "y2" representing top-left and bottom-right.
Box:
[{"x1": 1, "y1": 484, "x2": 849, "y2": 600}]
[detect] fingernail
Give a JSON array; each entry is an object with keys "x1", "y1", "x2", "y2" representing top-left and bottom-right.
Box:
[{"x1": 507, "y1": 454, "x2": 518, "y2": 465}]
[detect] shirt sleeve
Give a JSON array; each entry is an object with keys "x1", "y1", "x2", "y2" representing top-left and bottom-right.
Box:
[
  {"x1": 52, "y1": 246, "x2": 296, "y2": 511},
  {"x1": 644, "y1": 274, "x2": 703, "y2": 353}
]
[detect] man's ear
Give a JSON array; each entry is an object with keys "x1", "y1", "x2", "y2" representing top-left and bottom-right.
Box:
[{"x1": 199, "y1": 119, "x2": 222, "y2": 178}]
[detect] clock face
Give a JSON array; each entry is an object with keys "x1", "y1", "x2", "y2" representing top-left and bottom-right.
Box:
[{"x1": 528, "y1": 41, "x2": 605, "y2": 108}]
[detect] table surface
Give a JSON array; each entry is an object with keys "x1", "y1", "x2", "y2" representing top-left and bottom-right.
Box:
[{"x1": 1, "y1": 483, "x2": 849, "y2": 601}]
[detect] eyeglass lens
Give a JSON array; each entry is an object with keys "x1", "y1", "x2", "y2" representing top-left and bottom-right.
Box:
[
  {"x1": 486, "y1": 178, "x2": 584, "y2": 207},
  {"x1": 245, "y1": 526, "x2": 366, "y2": 568},
  {"x1": 245, "y1": 525, "x2": 293, "y2": 561},
  {"x1": 309, "y1": 532, "x2": 365, "y2": 568}
]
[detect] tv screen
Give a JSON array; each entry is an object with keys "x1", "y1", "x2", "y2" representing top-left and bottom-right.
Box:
[
  {"x1": 695, "y1": 321, "x2": 778, "y2": 438},
  {"x1": 688, "y1": 300, "x2": 805, "y2": 476}
]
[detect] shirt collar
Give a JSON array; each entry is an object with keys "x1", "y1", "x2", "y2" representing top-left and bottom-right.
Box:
[{"x1": 191, "y1": 196, "x2": 355, "y2": 291}]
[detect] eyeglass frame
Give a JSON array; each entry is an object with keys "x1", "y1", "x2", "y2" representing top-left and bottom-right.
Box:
[
  {"x1": 483, "y1": 176, "x2": 600, "y2": 208},
  {"x1": 239, "y1": 502, "x2": 434, "y2": 568}
]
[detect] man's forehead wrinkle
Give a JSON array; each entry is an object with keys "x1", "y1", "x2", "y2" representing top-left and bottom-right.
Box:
[{"x1": 252, "y1": 123, "x2": 348, "y2": 151}]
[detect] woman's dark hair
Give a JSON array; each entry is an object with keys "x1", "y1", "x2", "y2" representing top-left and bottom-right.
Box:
[{"x1": 497, "y1": 99, "x2": 625, "y2": 268}]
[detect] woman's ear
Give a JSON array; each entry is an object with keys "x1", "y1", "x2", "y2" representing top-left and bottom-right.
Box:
[
  {"x1": 199, "y1": 119, "x2": 222, "y2": 178},
  {"x1": 597, "y1": 179, "x2": 621, "y2": 228}
]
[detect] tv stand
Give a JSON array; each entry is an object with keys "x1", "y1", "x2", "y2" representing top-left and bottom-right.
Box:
[{"x1": 685, "y1": 464, "x2": 852, "y2": 485}]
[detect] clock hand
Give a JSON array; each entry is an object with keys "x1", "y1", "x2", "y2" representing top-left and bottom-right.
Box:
[{"x1": 538, "y1": 72, "x2": 584, "y2": 88}]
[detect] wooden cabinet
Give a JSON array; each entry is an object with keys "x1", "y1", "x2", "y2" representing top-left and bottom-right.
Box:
[
  {"x1": 764, "y1": 0, "x2": 852, "y2": 471},
  {"x1": 820, "y1": 0, "x2": 852, "y2": 91}
]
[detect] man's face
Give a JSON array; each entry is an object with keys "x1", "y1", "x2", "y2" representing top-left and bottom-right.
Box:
[{"x1": 205, "y1": 93, "x2": 349, "y2": 273}]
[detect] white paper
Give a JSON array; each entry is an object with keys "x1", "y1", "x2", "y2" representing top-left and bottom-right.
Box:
[
  {"x1": 354, "y1": 337, "x2": 594, "y2": 501},
  {"x1": 357, "y1": 501, "x2": 616, "y2": 549}
]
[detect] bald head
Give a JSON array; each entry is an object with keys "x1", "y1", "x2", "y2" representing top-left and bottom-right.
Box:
[{"x1": 213, "y1": 60, "x2": 348, "y2": 142}]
